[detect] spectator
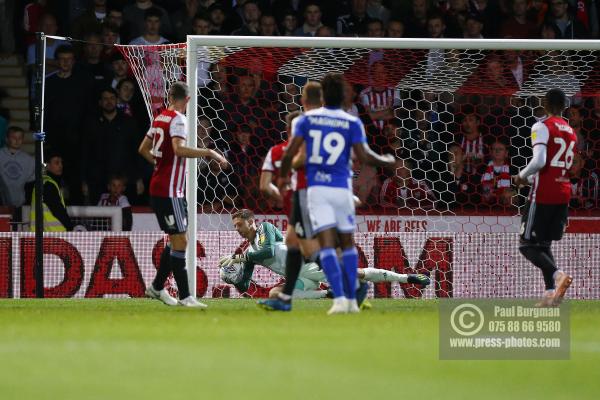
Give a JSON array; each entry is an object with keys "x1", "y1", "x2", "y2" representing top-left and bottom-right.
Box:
[
  {"x1": 337, "y1": 0, "x2": 374, "y2": 36},
  {"x1": 208, "y1": 4, "x2": 231, "y2": 34},
  {"x1": 101, "y1": 23, "x2": 121, "y2": 61},
  {"x1": 106, "y1": 7, "x2": 130, "y2": 43},
  {"x1": 191, "y1": 14, "x2": 214, "y2": 35},
  {"x1": 569, "y1": 152, "x2": 599, "y2": 209},
  {"x1": 232, "y1": 1, "x2": 261, "y2": 35},
  {"x1": 259, "y1": 13, "x2": 279, "y2": 35},
  {"x1": 170, "y1": 0, "x2": 201, "y2": 42},
  {"x1": 224, "y1": 74, "x2": 275, "y2": 142},
  {"x1": 71, "y1": 0, "x2": 108, "y2": 40},
  {"x1": 456, "y1": 106, "x2": 489, "y2": 174},
  {"x1": 315, "y1": 25, "x2": 336, "y2": 36},
  {"x1": 447, "y1": 143, "x2": 481, "y2": 208},
  {"x1": 366, "y1": 18, "x2": 385, "y2": 37},
  {"x1": 97, "y1": 175, "x2": 133, "y2": 231},
  {"x1": 463, "y1": 14, "x2": 485, "y2": 38},
  {"x1": 427, "y1": 11, "x2": 447, "y2": 39},
  {"x1": 379, "y1": 159, "x2": 436, "y2": 210},
  {"x1": 540, "y1": 20, "x2": 561, "y2": 39},
  {"x1": 80, "y1": 32, "x2": 111, "y2": 92},
  {"x1": 293, "y1": 3, "x2": 323, "y2": 36},
  {"x1": 502, "y1": 49, "x2": 528, "y2": 89},
  {"x1": 82, "y1": 87, "x2": 141, "y2": 205},
  {"x1": 499, "y1": 0, "x2": 539, "y2": 38},
  {"x1": 23, "y1": 0, "x2": 46, "y2": 46},
  {"x1": 545, "y1": 0, "x2": 589, "y2": 38},
  {"x1": 26, "y1": 13, "x2": 66, "y2": 74},
  {"x1": 226, "y1": 124, "x2": 262, "y2": 207},
  {"x1": 386, "y1": 18, "x2": 405, "y2": 37},
  {"x1": 566, "y1": 105, "x2": 591, "y2": 157},
  {"x1": 30, "y1": 152, "x2": 75, "y2": 231},
  {"x1": 280, "y1": 9, "x2": 299, "y2": 36},
  {"x1": 123, "y1": 0, "x2": 172, "y2": 40},
  {"x1": 129, "y1": 7, "x2": 169, "y2": 45},
  {"x1": 469, "y1": 0, "x2": 501, "y2": 37},
  {"x1": 0, "y1": 127, "x2": 34, "y2": 210},
  {"x1": 405, "y1": 0, "x2": 429, "y2": 37},
  {"x1": 44, "y1": 45, "x2": 94, "y2": 204},
  {"x1": 359, "y1": 61, "x2": 400, "y2": 131},
  {"x1": 443, "y1": 0, "x2": 470, "y2": 37},
  {"x1": 109, "y1": 51, "x2": 130, "y2": 89},
  {"x1": 480, "y1": 140, "x2": 516, "y2": 206},
  {"x1": 366, "y1": 0, "x2": 390, "y2": 26},
  {"x1": 196, "y1": 118, "x2": 236, "y2": 210},
  {"x1": 116, "y1": 77, "x2": 150, "y2": 144}
]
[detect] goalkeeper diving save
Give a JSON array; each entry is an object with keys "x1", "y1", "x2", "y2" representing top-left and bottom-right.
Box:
[{"x1": 218, "y1": 209, "x2": 431, "y2": 300}]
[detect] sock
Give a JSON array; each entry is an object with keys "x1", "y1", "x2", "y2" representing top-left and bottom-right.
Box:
[
  {"x1": 281, "y1": 247, "x2": 303, "y2": 298},
  {"x1": 362, "y1": 267, "x2": 408, "y2": 283},
  {"x1": 319, "y1": 247, "x2": 344, "y2": 299},
  {"x1": 519, "y1": 244, "x2": 557, "y2": 290},
  {"x1": 170, "y1": 248, "x2": 191, "y2": 299},
  {"x1": 341, "y1": 247, "x2": 358, "y2": 299},
  {"x1": 152, "y1": 244, "x2": 171, "y2": 291},
  {"x1": 292, "y1": 289, "x2": 328, "y2": 299}
]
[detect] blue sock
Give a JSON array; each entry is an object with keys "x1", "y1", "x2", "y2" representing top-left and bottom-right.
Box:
[
  {"x1": 319, "y1": 247, "x2": 344, "y2": 298},
  {"x1": 342, "y1": 247, "x2": 358, "y2": 299}
]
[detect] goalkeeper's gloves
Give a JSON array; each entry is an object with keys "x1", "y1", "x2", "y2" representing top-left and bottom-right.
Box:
[{"x1": 218, "y1": 253, "x2": 247, "y2": 268}]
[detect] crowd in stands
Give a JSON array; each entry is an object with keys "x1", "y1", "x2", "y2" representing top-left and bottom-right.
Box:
[{"x1": 1, "y1": 0, "x2": 599, "y2": 226}]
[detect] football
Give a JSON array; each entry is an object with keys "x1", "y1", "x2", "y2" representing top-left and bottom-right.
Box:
[{"x1": 219, "y1": 262, "x2": 244, "y2": 285}]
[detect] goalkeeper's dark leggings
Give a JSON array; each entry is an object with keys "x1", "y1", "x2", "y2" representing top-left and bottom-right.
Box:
[
  {"x1": 519, "y1": 239, "x2": 557, "y2": 290},
  {"x1": 282, "y1": 247, "x2": 303, "y2": 297}
]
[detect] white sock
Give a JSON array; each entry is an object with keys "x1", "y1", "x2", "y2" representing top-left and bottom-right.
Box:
[
  {"x1": 362, "y1": 268, "x2": 408, "y2": 283},
  {"x1": 552, "y1": 270, "x2": 563, "y2": 280},
  {"x1": 293, "y1": 289, "x2": 328, "y2": 299}
]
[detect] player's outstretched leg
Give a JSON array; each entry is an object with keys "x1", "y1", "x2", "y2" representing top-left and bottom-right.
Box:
[
  {"x1": 360, "y1": 268, "x2": 431, "y2": 287},
  {"x1": 146, "y1": 244, "x2": 178, "y2": 306},
  {"x1": 260, "y1": 246, "x2": 303, "y2": 311}
]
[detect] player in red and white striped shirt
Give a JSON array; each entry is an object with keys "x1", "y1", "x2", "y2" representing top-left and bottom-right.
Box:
[
  {"x1": 513, "y1": 88, "x2": 577, "y2": 307},
  {"x1": 138, "y1": 81, "x2": 228, "y2": 308}
]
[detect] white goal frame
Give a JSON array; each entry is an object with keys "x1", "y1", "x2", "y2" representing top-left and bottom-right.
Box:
[{"x1": 184, "y1": 35, "x2": 600, "y2": 295}]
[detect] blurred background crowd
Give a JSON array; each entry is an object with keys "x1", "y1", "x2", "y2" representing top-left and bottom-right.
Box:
[{"x1": 0, "y1": 0, "x2": 599, "y2": 227}]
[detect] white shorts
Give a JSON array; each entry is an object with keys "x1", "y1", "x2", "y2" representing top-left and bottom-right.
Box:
[
  {"x1": 296, "y1": 262, "x2": 326, "y2": 291},
  {"x1": 307, "y1": 186, "x2": 356, "y2": 234}
]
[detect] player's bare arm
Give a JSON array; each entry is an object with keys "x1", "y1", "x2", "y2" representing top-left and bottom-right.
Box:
[
  {"x1": 279, "y1": 135, "x2": 304, "y2": 180},
  {"x1": 352, "y1": 142, "x2": 396, "y2": 169},
  {"x1": 171, "y1": 137, "x2": 229, "y2": 168},
  {"x1": 138, "y1": 136, "x2": 155, "y2": 165},
  {"x1": 259, "y1": 170, "x2": 282, "y2": 202},
  {"x1": 291, "y1": 143, "x2": 306, "y2": 170}
]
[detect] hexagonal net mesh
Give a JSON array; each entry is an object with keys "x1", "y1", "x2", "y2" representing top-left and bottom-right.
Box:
[{"x1": 116, "y1": 43, "x2": 600, "y2": 299}]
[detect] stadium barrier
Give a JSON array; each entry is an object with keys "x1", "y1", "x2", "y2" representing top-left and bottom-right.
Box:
[{"x1": 0, "y1": 231, "x2": 598, "y2": 299}]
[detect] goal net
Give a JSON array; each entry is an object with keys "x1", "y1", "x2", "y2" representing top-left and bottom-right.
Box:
[{"x1": 117, "y1": 37, "x2": 600, "y2": 299}]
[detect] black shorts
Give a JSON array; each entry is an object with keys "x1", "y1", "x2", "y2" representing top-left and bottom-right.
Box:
[
  {"x1": 149, "y1": 196, "x2": 188, "y2": 234},
  {"x1": 520, "y1": 201, "x2": 568, "y2": 243},
  {"x1": 289, "y1": 189, "x2": 314, "y2": 239}
]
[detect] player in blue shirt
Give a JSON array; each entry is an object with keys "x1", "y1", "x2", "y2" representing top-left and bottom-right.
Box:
[{"x1": 280, "y1": 73, "x2": 396, "y2": 314}]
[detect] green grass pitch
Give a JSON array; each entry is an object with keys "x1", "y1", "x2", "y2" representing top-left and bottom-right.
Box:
[{"x1": 0, "y1": 299, "x2": 599, "y2": 400}]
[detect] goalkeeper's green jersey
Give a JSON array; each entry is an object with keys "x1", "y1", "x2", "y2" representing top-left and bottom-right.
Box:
[{"x1": 234, "y1": 222, "x2": 286, "y2": 292}]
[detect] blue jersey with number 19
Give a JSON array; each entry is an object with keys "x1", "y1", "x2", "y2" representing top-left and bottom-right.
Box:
[{"x1": 292, "y1": 107, "x2": 367, "y2": 189}]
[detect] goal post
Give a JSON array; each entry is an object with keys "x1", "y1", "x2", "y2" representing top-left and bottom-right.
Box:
[{"x1": 119, "y1": 36, "x2": 600, "y2": 298}]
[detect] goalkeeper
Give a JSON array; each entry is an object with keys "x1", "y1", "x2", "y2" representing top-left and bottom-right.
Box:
[{"x1": 219, "y1": 209, "x2": 430, "y2": 300}]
